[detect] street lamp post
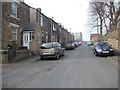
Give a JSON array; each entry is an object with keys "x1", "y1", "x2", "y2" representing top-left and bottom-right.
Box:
[
  {"x1": 97, "y1": 17, "x2": 101, "y2": 42},
  {"x1": 50, "y1": 19, "x2": 53, "y2": 42}
]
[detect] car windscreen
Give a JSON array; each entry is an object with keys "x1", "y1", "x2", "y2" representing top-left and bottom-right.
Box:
[
  {"x1": 41, "y1": 44, "x2": 53, "y2": 49},
  {"x1": 97, "y1": 42, "x2": 109, "y2": 47}
]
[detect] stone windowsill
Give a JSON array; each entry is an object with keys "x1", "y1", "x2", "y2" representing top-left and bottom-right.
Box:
[{"x1": 10, "y1": 15, "x2": 20, "y2": 20}]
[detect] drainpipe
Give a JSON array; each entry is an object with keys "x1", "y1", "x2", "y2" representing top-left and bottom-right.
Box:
[
  {"x1": 50, "y1": 19, "x2": 52, "y2": 42},
  {"x1": 0, "y1": 1, "x2": 2, "y2": 89},
  {"x1": 0, "y1": 1, "x2": 2, "y2": 50}
]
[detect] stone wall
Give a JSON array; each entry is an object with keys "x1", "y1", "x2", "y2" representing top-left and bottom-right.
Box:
[
  {"x1": 2, "y1": 50, "x2": 36, "y2": 64},
  {"x1": 103, "y1": 30, "x2": 118, "y2": 40},
  {"x1": 29, "y1": 24, "x2": 42, "y2": 53},
  {"x1": 30, "y1": 8, "x2": 37, "y2": 23},
  {"x1": 41, "y1": 13, "x2": 50, "y2": 43},
  {"x1": 107, "y1": 39, "x2": 119, "y2": 50},
  {"x1": 103, "y1": 29, "x2": 120, "y2": 52}
]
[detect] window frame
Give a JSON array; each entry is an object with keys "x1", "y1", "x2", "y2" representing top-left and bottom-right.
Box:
[
  {"x1": 11, "y1": 2, "x2": 17, "y2": 18},
  {"x1": 11, "y1": 27, "x2": 17, "y2": 41},
  {"x1": 40, "y1": 16, "x2": 43, "y2": 26},
  {"x1": 37, "y1": 32, "x2": 40, "y2": 43},
  {"x1": 29, "y1": 32, "x2": 32, "y2": 41}
]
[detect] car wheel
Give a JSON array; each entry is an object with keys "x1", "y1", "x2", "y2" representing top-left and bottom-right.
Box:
[
  {"x1": 40, "y1": 56, "x2": 44, "y2": 60},
  {"x1": 111, "y1": 53, "x2": 114, "y2": 56},
  {"x1": 62, "y1": 52, "x2": 64, "y2": 56},
  {"x1": 95, "y1": 52, "x2": 98, "y2": 56},
  {"x1": 93, "y1": 51, "x2": 95, "y2": 54},
  {"x1": 55, "y1": 54, "x2": 59, "y2": 60}
]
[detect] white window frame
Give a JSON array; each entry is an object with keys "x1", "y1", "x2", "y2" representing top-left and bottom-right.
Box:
[
  {"x1": 10, "y1": 23, "x2": 19, "y2": 41},
  {"x1": 46, "y1": 32, "x2": 48, "y2": 42},
  {"x1": 60, "y1": 38, "x2": 62, "y2": 43},
  {"x1": 11, "y1": 2, "x2": 17, "y2": 18},
  {"x1": 11, "y1": 27, "x2": 17, "y2": 41},
  {"x1": 37, "y1": 32, "x2": 40, "y2": 43},
  {"x1": 29, "y1": 32, "x2": 32, "y2": 41},
  {"x1": 60, "y1": 28, "x2": 62, "y2": 33},
  {"x1": 53, "y1": 24, "x2": 56, "y2": 31},
  {"x1": 40, "y1": 16, "x2": 43, "y2": 26}
]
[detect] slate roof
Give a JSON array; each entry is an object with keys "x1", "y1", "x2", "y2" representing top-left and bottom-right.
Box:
[{"x1": 22, "y1": 23, "x2": 36, "y2": 32}]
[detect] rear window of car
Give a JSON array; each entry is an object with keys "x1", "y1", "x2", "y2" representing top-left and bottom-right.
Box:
[
  {"x1": 66, "y1": 43, "x2": 72, "y2": 46},
  {"x1": 41, "y1": 43, "x2": 53, "y2": 49}
]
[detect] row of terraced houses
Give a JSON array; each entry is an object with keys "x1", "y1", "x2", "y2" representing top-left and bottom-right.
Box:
[{"x1": 1, "y1": 0, "x2": 75, "y2": 53}]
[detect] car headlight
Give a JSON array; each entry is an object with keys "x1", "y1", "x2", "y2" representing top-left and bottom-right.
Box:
[
  {"x1": 96, "y1": 49, "x2": 102, "y2": 52},
  {"x1": 110, "y1": 49, "x2": 113, "y2": 51}
]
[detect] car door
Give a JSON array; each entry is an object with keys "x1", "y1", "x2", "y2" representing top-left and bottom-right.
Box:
[{"x1": 56, "y1": 43, "x2": 62, "y2": 55}]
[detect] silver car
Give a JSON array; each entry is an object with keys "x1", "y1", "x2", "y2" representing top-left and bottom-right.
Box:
[{"x1": 40, "y1": 42, "x2": 64, "y2": 60}]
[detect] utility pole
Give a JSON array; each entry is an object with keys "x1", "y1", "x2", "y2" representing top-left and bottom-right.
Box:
[
  {"x1": 90, "y1": 31, "x2": 91, "y2": 41},
  {"x1": 97, "y1": 17, "x2": 100, "y2": 42}
]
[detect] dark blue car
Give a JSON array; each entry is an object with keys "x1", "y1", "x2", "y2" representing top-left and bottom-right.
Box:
[{"x1": 93, "y1": 42, "x2": 114, "y2": 56}]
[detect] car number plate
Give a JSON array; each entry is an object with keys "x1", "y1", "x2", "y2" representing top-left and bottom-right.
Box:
[
  {"x1": 43, "y1": 52, "x2": 51, "y2": 54},
  {"x1": 103, "y1": 51, "x2": 109, "y2": 53}
]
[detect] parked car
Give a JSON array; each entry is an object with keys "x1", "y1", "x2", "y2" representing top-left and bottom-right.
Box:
[
  {"x1": 78, "y1": 42, "x2": 81, "y2": 46},
  {"x1": 87, "y1": 41, "x2": 94, "y2": 46},
  {"x1": 40, "y1": 42, "x2": 64, "y2": 60},
  {"x1": 65, "y1": 43, "x2": 75, "y2": 50},
  {"x1": 73, "y1": 42, "x2": 78, "y2": 47},
  {"x1": 93, "y1": 42, "x2": 114, "y2": 56}
]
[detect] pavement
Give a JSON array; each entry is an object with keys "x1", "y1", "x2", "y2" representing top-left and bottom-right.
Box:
[{"x1": 107, "y1": 56, "x2": 119, "y2": 68}]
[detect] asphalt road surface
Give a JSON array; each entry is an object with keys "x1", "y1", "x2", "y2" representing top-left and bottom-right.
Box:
[{"x1": 2, "y1": 43, "x2": 118, "y2": 88}]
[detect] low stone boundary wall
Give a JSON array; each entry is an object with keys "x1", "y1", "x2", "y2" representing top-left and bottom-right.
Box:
[
  {"x1": 2, "y1": 50, "x2": 39, "y2": 64},
  {"x1": 103, "y1": 29, "x2": 120, "y2": 54},
  {"x1": 107, "y1": 39, "x2": 119, "y2": 50},
  {"x1": 104, "y1": 39, "x2": 120, "y2": 55},
  {"x1": 103, "y1": 30, "x2": 118, "y2": 40}
]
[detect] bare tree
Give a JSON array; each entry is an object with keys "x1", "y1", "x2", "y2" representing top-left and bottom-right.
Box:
[
  {"x1": 88, "y1": 2, "x2": 105, "y2": 41},
  {"x1": 88, "y1": 0, "x2": 119, "y2": 41}
]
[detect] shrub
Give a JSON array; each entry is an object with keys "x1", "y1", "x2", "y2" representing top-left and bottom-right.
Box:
[
  {"x1": 0, "y1": 50, "x2": 8, "y2": 54},
  {"x1": 17, "y1": 47, "x2": 27, "y2": 50}
]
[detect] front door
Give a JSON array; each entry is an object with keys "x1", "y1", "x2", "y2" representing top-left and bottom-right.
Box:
[{"x1": 23, "y1": 33, "x2": 29, "y2": 49}]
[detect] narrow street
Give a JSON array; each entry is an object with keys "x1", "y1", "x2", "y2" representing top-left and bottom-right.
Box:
[{"x1": 2, "y1": 43, "x2": 118, "y2": 88}]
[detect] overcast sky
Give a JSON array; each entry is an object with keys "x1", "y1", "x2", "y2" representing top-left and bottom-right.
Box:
[{"x1": 24, "y1": 0, "x2": 90, "y2": 41}]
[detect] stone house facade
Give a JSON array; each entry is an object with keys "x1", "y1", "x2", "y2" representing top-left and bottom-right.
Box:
[
  {"x1": 22, "y1": 23, "x2": 42, "y2": 52},
  {"x1": 50, "y1": 19, "x2": 59, "y2": 42},
  {"x1": 22, "y1": 7, "x2": 42, "y2": 51},
  {"x1": 2, "y1": 0, "x2": 75, "y2": 50},
  {"x1": 90, "y1": 34, "x2": 100, "y2": 42},
  {"x1": 40, "y1": 13, "x2": 50, "y2": 43},
  {"x1": 60, "y1": 27, "x2": 67, "y2": 47},
  {"x1": 2, "y1": 1, "x2": 30, "y2": 49}
]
